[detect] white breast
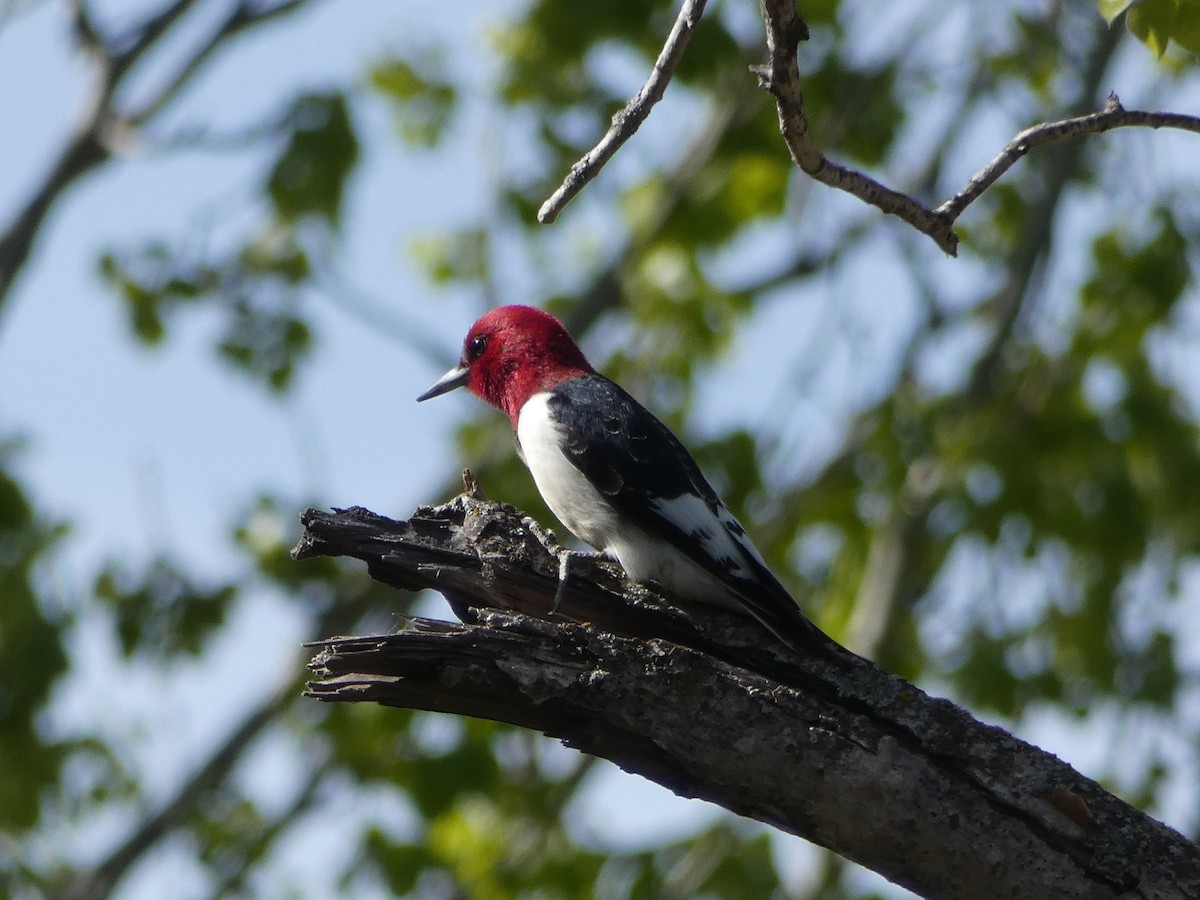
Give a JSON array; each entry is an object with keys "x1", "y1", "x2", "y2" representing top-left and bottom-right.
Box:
[
  {"x1": 516, "y1": 392, "x2": 744, "y2": 611},
  {"x1": 517, "y1": 393, "x2": 623, "y2": 551}
]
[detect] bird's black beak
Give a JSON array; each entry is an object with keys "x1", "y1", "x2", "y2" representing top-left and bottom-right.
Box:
[{"x1": 417, "y1": 364, "x2": 470, "y2": 402}]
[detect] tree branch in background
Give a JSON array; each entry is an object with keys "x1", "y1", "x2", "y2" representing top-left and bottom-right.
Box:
[
  {"x1": 203, "y1": 758, "x2": 333, "y2": 900},
  {"x1": 59, "y1": 572, "x2": 378, "y2": 900},
  {"x1": 127, "y1": 0, "x2": 310, "y2": 126},
  {"x1": 965, "y1": 22, "x2": 1122, "y2": 400},
  {"x1": 0, "y1": 0, "x2": 316, "y2": 311},
  {"x1": 62, "y1": 681, "x2": 298, "y2": 900},
  {"x1": 837, "y1": 21, "x2": 1124, "y2": 669},
  {"x1": 537, "y1": 0, "x2": 708, "y2": 224},
  {"x1": 755, "y1": 0, "x2": 1200, "y2": 257},
  {"x1": 292, "y1": 488, "x2": 1200, "y2": 900}
]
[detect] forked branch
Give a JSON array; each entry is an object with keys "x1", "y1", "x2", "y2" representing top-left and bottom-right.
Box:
[{"x1": 753, "y1": 0, "x2": 1200, "y2": 256}]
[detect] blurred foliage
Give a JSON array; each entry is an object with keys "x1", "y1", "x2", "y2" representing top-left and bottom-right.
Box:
[
  {"x1": 1103, "y1": 0, "x2": 1200, "y2": 57},
  {"x1": 94, "y1": 558, "x2": 238, "y2": 659},
  {"x1": 98, "y1": 90, "x2": 358, "y2": 392},
  {"x1": 4, "y1": 0, "x2": 1200, "y2": 899},
  {"x1": 370, "y1": 54, "x2": 458, "y2": 147},
  {"x1": 268, "y1": 93, "x2": 360, "y2": 226},
  {"x1": 0, "y1": 446, "x2": 70, "y2": 833}
]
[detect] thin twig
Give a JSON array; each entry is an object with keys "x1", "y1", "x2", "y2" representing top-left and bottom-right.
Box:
[
  {"x1": 937, "y1": 92, "x2": 1200, "y2": 222},
  {"x1": 537, "y1": 0, "x2": 708, "y2": 224},
  {"x1": 128, "y1": 0, "x2": 309, "y2": 125},
  {"x1": 756, "y1": 0, "x2": 1200, "y2": 257}
]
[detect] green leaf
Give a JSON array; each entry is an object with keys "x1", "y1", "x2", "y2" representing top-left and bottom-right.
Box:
[
  {"x1": 1174, "y1": 0, "x2": 1200, "y2": 52},
  {"x1": 0, "y1": 460, "x2": 69, "y2": 831},
  {"x1": 1126, "y1": 0, "x2": 1179, "y2": 57},
  {"x1": 267, "y1": 92, "x2": 360, "y2": 225},
  {"x1": 95, "y1": 558, "x2": 238, "y2": 658},
  {"x1": 1097, "y1": 0, "x2": 1135, "y2": 24},
  {"x1": 369, "y1": 55, "x2": 458, "y2": 147}
]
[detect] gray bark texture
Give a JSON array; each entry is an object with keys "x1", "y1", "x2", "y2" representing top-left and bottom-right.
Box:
[{"x1": 292, "y1": 477, "x2": 1200, "y2": 900}]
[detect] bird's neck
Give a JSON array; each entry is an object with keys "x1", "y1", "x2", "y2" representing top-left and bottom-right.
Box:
[{"x1": 500, "y1": 364, "x2": 590, "y2": 425}]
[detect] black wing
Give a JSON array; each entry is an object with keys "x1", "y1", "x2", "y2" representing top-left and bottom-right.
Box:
[{"x1": 546, "y1": 375, "x2": 823, "y2": 652}]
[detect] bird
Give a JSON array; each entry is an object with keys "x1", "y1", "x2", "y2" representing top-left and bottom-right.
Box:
[{"x1": 417, "y1": 304, "x2": 822, "y2": 653}]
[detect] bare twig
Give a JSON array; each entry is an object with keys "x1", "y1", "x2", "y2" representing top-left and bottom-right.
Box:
[
  {"x1": 937, "y1": 92, "x2": 1200, "y2": 223},
  {"x1": 754, "y1": 0, "x2": 956, "y2": 250},
  {"x1": 537, "y1": 0, "x2": 708, "y2": 224},
  {"x1": 756, "y1": 0, "x2": 1200, "y2": 257}
]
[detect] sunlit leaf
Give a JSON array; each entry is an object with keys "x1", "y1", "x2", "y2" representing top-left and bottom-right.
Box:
[
  {"x1": 1126, "y1": 0, "x2": 1180, "y2": 57},
  {"x1": 369, "y1": 55, "x2": 458, "y2": 147},
  {"x1": 267, "y1": 92, "x2": 360, "y2": 225}
]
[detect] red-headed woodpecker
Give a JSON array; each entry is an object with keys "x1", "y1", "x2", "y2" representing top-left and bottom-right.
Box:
[{"x1": 418, "y1": 304, "x2": 819, "y2": 652}]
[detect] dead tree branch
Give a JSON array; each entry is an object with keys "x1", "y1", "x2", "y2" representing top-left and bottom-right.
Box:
[
  {"x1": 293, "y1": 484, "x2": 1200, "y2": 900},
  {"x1": 537, "y1": 0, "x2": 708, "y2": 223}
]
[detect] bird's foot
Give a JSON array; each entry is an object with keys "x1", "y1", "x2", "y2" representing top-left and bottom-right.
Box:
[
  {"x1": 521, "y1": 516, "x2": 560, "y2": 552},
  {"x1": 518, "y1": 518, "x2": 611, "y2": 616},
  {"x1": 550, "y1": 547, "x2": 610, "y2": 616}
]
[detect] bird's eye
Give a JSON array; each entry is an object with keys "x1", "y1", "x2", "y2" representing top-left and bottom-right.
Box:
[{"x1": 467, "y1": 335, "x2": 488, "y2": 360}]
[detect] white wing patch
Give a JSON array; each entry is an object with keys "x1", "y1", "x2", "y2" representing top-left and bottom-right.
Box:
[{"x1": 649, "y1": 493, "x2": 768, "y2": 576}]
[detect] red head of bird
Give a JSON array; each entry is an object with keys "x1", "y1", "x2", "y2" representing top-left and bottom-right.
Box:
[{"x1": 417, "y1": 305, "x2": 594, "y2": 424}]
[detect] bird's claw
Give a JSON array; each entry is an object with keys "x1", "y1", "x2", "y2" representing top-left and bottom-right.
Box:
[
  {"x1": 521, "y1": 515, "x2": 560, "y2": 551},
  {"x1": 552, "y1": 549, "x2": 572, "y2": 615},
  {"x1": 549, "y1": 548, "x2": 611, "y2": 616},
  {"x1": 521, "y1": 516, "x2": 573, "y2": 615},
  {"x1": 518, "y1": 517, "x2": 609, "y2": 617}
]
